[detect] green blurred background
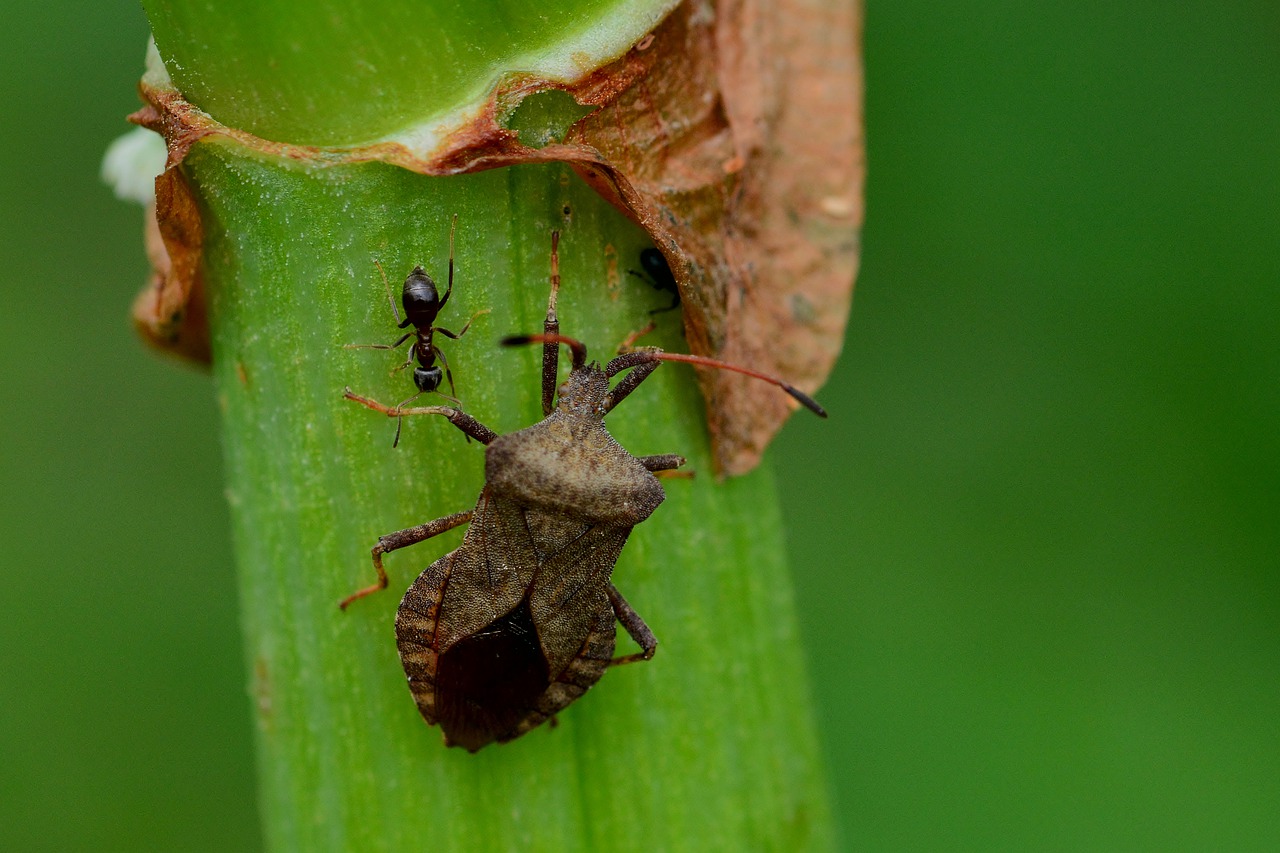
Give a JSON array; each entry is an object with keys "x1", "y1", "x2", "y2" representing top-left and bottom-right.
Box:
[{"x1": 2, "y1": 1, "x2": 1277, "y2": 849}]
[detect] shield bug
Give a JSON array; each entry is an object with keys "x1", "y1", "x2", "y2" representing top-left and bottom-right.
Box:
[
  {"x1": 341, "y1": 233, "x2": 826, "y2": 752},
  {"x1": 346, "y1": 214, "x2": 488, "y2": 445}
]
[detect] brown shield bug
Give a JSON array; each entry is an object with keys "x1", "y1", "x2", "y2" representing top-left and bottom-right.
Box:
[
  {"x1": 341, "y1": 233, "x2": 826, "y2": 752},
  {"x1": 345, "y1": 214, "x2": 488, "y2": 446}
]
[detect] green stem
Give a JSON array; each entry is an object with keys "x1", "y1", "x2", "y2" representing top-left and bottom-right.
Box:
[
  {"x1": 192, "y1": 139, "x2": 832, "y2": 851},
  {"x1": 147, "y1": 0, "x2": 836, "y2": 845}
]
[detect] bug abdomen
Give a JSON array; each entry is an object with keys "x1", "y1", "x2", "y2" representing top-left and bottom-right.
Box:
[
  {"x1": 508, "y1": 603, "x2": 617, "y2": 742},
  {"x1": 395, "y1": 557, "x2": 452, "y2": 728},
  {"x1": 433, "y1": 598, "x2": 551, "y2": 752}
]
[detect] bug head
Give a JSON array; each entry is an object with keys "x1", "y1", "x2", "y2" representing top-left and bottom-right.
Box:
[
  {"x1": 401, "y1": 266, "x2": 441, "y2": 327},
  {"x1": 556, "y1": 362, "x2": 611, "y2": 416}
]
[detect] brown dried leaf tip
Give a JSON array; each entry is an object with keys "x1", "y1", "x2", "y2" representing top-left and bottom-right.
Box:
[
  {"x1": 131, "y1": 0, "x2": 863, "y2": 473},
  {"x1": 132, "y1": 167, "x2": 209, "y2": 363}
]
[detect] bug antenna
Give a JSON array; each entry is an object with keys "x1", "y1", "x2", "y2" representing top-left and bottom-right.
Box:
[
  {"x1": 650, "y1": 352, "x2": 828, "y2": 417},
  {"x1": 503, "y1": 333, "x2": 588, "y2": 370}
]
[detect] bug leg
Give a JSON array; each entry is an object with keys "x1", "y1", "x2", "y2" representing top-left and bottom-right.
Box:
[
  {"x1": 343, "y1": 388, "x2": 498, "y2": 444},
  {"x1": 606, "y1": 583, "x2": 658, "y2": 665},
  {"x1": 340, "y1": 509, "x2": 473, "y2": 610},
  {"x1": 637, "y1": 454, "x2": 686, "y2": 472}
]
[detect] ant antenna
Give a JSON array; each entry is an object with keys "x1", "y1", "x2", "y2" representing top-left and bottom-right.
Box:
[
  {"x1": 443, "y1": 213, "x2": 457, "y2": 304},
  {"x1": 372, "y1": 259, "x2": 403, "y2": 325}
]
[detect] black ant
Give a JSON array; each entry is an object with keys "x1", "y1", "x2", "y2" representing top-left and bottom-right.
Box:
[
  {"x1": 347, "y1": 215, "x2": 487, "y2": 446},
  {"x1": 628, "y1": 247, "x2": 681, "y2": 314}
]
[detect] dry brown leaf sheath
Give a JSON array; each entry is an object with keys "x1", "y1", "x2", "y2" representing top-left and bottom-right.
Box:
[{"x1": 131, "y1": 0, "x2": 863, "y2": 473}]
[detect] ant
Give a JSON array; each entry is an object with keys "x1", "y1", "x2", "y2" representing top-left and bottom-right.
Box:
[
  {"x1": 628, "y1": 247, "x2": 681, "y2": 314},
  {"x1": 347, "y1": 215, "x2": 488, "y2": 446}
]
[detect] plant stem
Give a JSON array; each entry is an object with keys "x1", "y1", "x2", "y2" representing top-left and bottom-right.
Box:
[{"x1": 190, "y1": 138, "x2": 835, "y2": 850}]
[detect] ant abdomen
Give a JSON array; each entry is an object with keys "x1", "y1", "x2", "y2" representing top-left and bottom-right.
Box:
[
  {"x1": 413, "y1": 365, "x2": 444, "y2": 394},
  {"x1": 347, "y1": 215, "x2": 489, "y2": 446}
]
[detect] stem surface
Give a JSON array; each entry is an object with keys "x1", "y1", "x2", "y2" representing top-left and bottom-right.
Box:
[{"x1": 190, "y1": 138, "x2": 835, "y2": 850}]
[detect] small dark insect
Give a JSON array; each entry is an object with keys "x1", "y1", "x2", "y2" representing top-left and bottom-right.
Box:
[
  {"x1": 347, "y1": 214, "x2": 487, "y2": 445},
  {"x1": 628, "y1": 247, "x2": 681, "y2": 314},
  {"x1": 341, "y1": 233, "x2": 825, "y2": 752}
]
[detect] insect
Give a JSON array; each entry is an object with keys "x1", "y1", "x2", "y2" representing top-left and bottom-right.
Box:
[
  {"x1": 346, "y1": 214, "x2": 487, "y2": 445},
  {"x1": 341, "y1": 233, "x2": 826, "y2": 752},
  {"x1": 628, "y1": 247, "x2": 681, "y2": 314}
]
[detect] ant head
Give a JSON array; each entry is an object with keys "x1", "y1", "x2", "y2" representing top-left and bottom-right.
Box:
[
  {"x1": 413, "y1": 365, "x2": 443, "y2": 394},
  {"x1": 639, "y1": 248, "x2": 670, "y2": 281},
  {"x1": 402, "y1": 266, "x2": 441, "y2": 325},
  {"x1": 556, "y1": 364, "x2": 610, "y2": 417}
]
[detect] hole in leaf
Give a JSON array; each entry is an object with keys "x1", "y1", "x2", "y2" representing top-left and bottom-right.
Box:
[{"x1": 503, "y1": 90, "x2": 596, "y2": 149}]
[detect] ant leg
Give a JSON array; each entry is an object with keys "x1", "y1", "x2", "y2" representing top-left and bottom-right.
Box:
[
  {"x1": 651, "y1": 292, "x2": 681, "y2": 314},
  {"x1": 628, "y1": 266, "x2": 680, "y2": 314},
  {"x1": 606, "y1": 584, "x2": 657, "y2": 665},
  {"x1": 339, "y1": 509, "x2": 473, "y2": 609},
  {"x1": 434, "y1": 346, "x2": 459, "y2": 400},
  {"x1": 425, "y1": 348, "x2": 470, "y2": 442},
  {"x1": 434, "y1": 307, "x2": 491, "y2": 340},
  {"x1": 637, "y1": 454, "x2": 686, "y2": 472},
  {"x1": 344, "y1": 331, "x2": 412, "y2": 352},
  {"x1": 390, "y1": 391, "x2": 424, "y2": 447},
  {"x1": 344, "y1": 388, "x2": 498, "y2": 444}
]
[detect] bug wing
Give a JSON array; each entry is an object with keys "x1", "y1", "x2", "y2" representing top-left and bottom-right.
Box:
[
  {"x1": 526, "y1": 516, "x2": 632, "y2": 678},
  {"x1": 405, "y1": 489, "x2": 545, "y2": 751},
  {"x1": 431, "y1": 489, "x2": 538, "y2": 655}
]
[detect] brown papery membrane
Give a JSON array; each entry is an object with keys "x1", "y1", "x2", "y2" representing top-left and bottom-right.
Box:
[{"x1": 129, "y1": 0, "x2": 863, "y2": 474}]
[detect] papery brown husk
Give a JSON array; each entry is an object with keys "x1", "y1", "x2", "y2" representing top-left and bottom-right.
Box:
[{"x1": 131, "y1": 0, "x2": 863, "y2": 474}]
